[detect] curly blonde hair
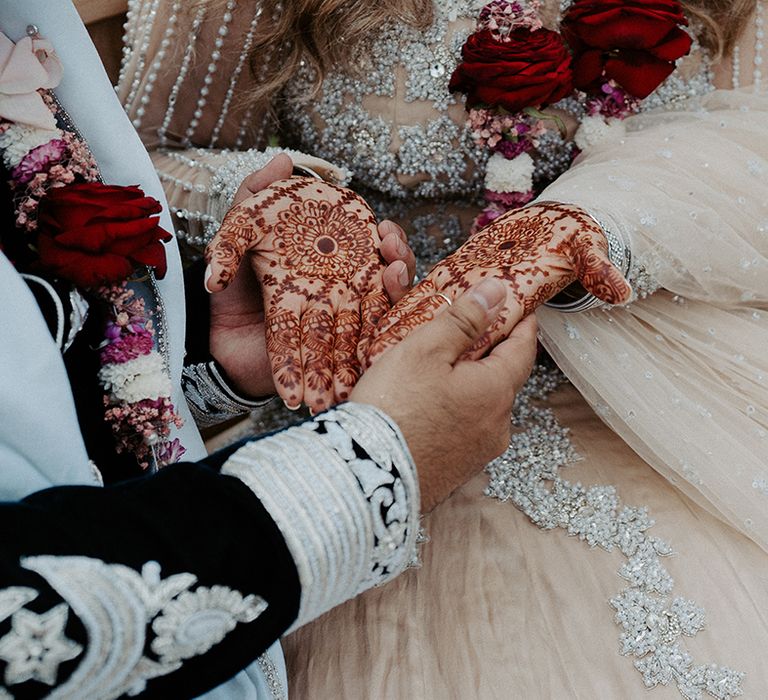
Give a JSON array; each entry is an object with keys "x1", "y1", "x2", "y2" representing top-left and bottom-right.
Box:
[{"x1": 213, "y1": 0, "x2": 754, "y2": 109}]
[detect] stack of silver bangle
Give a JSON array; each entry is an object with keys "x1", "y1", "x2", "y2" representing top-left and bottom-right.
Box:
[{"x1": 181, "y1": 360, "x2": 273, "y2": 429}]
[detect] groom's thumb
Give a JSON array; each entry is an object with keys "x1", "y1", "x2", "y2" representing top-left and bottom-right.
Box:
[{"x1": 415, "y1": 279, "x2": 506, "y2": 364}]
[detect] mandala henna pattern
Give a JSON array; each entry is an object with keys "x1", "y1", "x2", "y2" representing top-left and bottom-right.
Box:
[
  {"x1": 366, "y1": 203, "x2": 632, "y2": 364},
  {"x1": 207, "y1": 177, "x2": 387, "y2": 412}
]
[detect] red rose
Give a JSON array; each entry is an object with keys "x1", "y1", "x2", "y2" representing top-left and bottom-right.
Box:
[
  {"x1": 449, "y1": 28, "x2": 573, "y2": 113},
  {"x1": 562, "y1": 0, "x2": 692, "y2": 99},
  {"x1": 36, "y1": 182, "x2": 172, "y2": 288}
]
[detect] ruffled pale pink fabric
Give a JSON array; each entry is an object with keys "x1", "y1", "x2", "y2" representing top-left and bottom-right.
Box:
[{"x1": 0, "y1": 32, "x2": 62, "y2": 130}]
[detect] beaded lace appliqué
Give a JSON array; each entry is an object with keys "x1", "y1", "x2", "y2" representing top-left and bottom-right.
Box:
[
  {"x1": 281, "y1": 0, "x2": 488, "y2": 202},
  {"x1": 486, "y1": 366, "x2": 744, "y2": 699}
]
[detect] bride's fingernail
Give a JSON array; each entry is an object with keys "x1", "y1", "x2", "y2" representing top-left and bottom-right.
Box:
[
  {"x1": 283, "y1": 399, "x2": 301, "y2": 411},
  {"x1": 471, "y1": 278, "x2": 505, "y2": 312},
  {"x1": 397, "y1": 261, "x2": 410, "y2": 287},
  {"x1": 203, "y1": 265, "x2": 213, "y2": 293}
]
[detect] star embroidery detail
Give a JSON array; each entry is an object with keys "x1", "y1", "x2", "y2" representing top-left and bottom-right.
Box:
[{"x1": 0, "y1": 603, "x2": 82, "y2": 686}]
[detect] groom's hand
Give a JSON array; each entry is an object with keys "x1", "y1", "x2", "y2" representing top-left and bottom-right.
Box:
[
  {"x1": 351, "y1": 279, "x2": 537, "y2": 511},
  {"x1": 208, "y1": 156, "x2": 416, "y2": 404}
]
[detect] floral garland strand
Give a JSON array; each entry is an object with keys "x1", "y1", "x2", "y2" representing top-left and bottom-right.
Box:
[
  {"x1": 0, "y1": 29, "x2": 184, "y2": 469},
  {"x1": 449, "y1": 0, "x2": 693, "y2": 232}
]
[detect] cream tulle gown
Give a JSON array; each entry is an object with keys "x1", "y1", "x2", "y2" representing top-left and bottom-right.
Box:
[{"x1": 120, "y1": 0, "x2": 768, "y2": 696}]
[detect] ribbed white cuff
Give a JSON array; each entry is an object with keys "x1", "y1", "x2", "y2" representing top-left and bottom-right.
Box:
[{"x1": 222, "y1": 403, "x2": 420, "y2": 630}]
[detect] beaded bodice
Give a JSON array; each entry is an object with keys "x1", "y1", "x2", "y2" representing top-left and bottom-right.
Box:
[
  {"x1": 281, "y1": 0, "x2": 488, "y2": 205},
  {"x1": 278, "y1": 0, "x2": 713, "y2": 220}
]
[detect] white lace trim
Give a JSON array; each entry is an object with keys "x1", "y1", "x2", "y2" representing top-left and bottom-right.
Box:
[
  {"x1": 17, "y1": 557, "x2": 266, "y2": 699},
  {"x1": 222, "y1": 402, "x2": 420, "y2": 630}
]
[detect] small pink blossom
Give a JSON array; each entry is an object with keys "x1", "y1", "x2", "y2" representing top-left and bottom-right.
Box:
[
  {"x1": 100, "y1": 329, "x2": 154, "y2": 364},
  {"x1": 586, "y1": 80, "x2": 640, "y2": 119},
  {"x1": 485, "y1": 188, "x2": 535, "y2": 207},
  {"x1": 157, "y1": 438, "x2": 186, "y2": 466},
  {"x1": 478, "y1": 0, "x2": 543, "y2": 39},
  {"x1": 11, "y1": 139, "x2": 67, "y2": 184}
]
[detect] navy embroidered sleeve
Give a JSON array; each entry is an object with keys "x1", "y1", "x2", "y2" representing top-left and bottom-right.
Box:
[{"x1": 0, "y1": 403, "x2": 419, "y2": 698}]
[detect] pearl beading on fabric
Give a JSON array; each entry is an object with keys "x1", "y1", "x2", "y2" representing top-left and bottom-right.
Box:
[
  {"x1": 209, "y1": 5, "x2": 264, "y2": 148},
  {"x1": 281, "y1": 0, "x2": 488, "y2": 202},
  {"x1": 754, "y1": 2, "x2": 764, "y2": 92},
  {"x1": 256, "y1": 652, "x2": 286, "y2": 700},
  {"x1": 129, "y1": 0, "x2": 182, "y2": 130},
  {"x1": 183, "y1": 1, "x2": 237, "y2": 144},
  {"x1": 122, "y1": 0, "x2": 161, "y2": 118},
  {"x1": 486, "y1": 365, "x2": 745, "y2": 700},
  {"x1": 157, "y1": 7, "x2": 207, "y2": 144}
]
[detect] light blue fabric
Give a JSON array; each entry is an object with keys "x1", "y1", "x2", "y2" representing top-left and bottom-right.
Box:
[
  {"x1": 196, "y1": 643, "x2": 287, "y2": 700},
  {"x1": 0, "y1": 252, "x2": 96, "y2": 499},
  {"x1": 0, "y1": 2, "x2": 288, "y2": 696}
]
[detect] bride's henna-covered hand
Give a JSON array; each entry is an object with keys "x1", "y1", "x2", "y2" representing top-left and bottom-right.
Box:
[
  {"x1": 364, "y1": 202, "x2": 632, "y2": 366},
  {"x1": 206, "y1": 176, "x2": 390, "y2": 413},
  {"x1": 208, "y1": 156, "x2": 414, "y2": 401}
]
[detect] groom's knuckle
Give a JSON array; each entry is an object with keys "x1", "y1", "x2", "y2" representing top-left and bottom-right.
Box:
[{"x1": 449, "y1": 308, "x2": 483, "y2": 343}]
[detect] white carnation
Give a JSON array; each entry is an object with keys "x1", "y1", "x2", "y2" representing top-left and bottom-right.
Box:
[
  {"x1": 574, "y1": 115, "x2": 626, "y2": 150},
  {"x1": 484, "y1": 152, "x2": 534, "y2": 194},
  {"x1": 0, "y1": 124, "x2": 62, "y2": 168},
  {"x1": 99, "y1": 352, "x2": 172, "y2": 403}
]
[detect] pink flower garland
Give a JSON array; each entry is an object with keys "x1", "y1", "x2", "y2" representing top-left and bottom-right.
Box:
[{"x1": 0, "y1": 31, "x2": 184, "y2": 470}]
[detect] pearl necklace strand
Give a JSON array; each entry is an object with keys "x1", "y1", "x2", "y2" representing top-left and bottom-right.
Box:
[
  {"x1": 117, "y1": 0, "x2": 141, "y2": 91},
  {"x1": 754, "y1": 1, "x2": 765, "y2": 91}
]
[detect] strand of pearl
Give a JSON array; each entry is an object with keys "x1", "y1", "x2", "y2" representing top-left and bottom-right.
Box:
[
  {"x1": 158, "y1": 7, "x2": 207, "y2": 145},
  {"x1": 209, "y1": 3, "x2": 264, "y2": 148},
  {"x1": 117, "y1": 0, "x2": 141, "y2": 91},
  {"x1": 163, "y1": 148, "x2": 221, "y2": 175},
  {"x1": 129, "y1": 0, "x2": 182, "y2": 130},
  {"x1": 234, "y1": 2, "x2": 284, "y2": 149},
  {"x1": 122, "y1": 0, "x2": 160, "y2": 113},
  {"x1": 183, "y1": 0, "x2": 237, "y2": 145},
  {"x1": 754, "y1": 2, "x2": 764, "y2": 92}
]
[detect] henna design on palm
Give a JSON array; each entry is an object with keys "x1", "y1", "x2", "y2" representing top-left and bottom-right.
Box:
[
  {"x1": 206, "y1": 177, "x2": 386, "y2": 412},
  {"x1": 364, "y1": 203, "x2": 632, "y2": 366}
]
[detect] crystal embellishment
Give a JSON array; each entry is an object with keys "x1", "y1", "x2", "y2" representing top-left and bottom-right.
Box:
[{"x1": 485, "y1": 365, "x2": 744, "y2": 699}]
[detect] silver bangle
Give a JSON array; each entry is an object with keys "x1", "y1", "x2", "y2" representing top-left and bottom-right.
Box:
[{"x1": 181, "y1": 361, "x2": 274, "y2": 428}]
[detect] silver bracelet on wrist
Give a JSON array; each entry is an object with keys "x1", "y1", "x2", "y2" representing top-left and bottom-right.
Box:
[{"x1": 181, "y1": 360, "x2": 274, "y2": 428}]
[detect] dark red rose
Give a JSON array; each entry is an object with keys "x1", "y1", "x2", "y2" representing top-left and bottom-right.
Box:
[
  {"x1": 36, "y1": 182, "x2": 172, "y2": 288},
  {"x1": 562, "y1": 0, "x2": 692, "y2": 99},
  {"x1": 449, "y1": 28, "x2": 574, "y2": 112}
]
